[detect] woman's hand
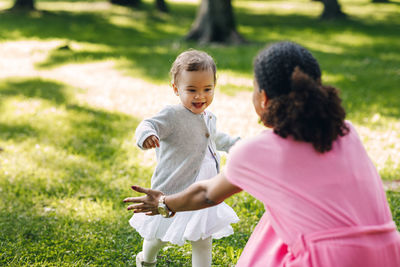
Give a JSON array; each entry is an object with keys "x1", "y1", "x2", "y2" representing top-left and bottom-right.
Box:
[
  {"x1": 124, "y1": 173, "x2": 241, "y2": 215},
  {"x1": 123, "y1": 186, "x2": 164, "y2": 215},
  {"x1": 142, "y1": 135, "x2": 159, "y2": 149}
]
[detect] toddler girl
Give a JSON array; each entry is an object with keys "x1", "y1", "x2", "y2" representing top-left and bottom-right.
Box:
[{"x1": 130, "y1": 49, "x2": 239, "y2": 267}]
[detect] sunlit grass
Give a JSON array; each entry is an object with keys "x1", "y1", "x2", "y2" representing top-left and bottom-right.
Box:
[{"x1": 0, "y1": 77, "x2": 147, "y2": 265}]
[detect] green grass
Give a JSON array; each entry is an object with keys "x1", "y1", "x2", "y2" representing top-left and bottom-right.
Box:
[{"x1": 0, "y1": 0, "x2": 400, "y2": 265}]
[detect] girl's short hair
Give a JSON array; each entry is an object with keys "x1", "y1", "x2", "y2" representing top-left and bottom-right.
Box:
[
  {"x1": 170, "y1": 49, "x2": 217, "y2": 85},
  {"x1": 254, "y1": 41, "x2": 349, "y2": 153}
]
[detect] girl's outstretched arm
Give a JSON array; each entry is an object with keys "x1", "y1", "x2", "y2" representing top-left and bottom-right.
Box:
[
  {"x1": 124, "y1": 172, "x2": 242, "y2": 215},
  {"x1": 135, "y1": 106, "x2": 174, "y2": 150}
]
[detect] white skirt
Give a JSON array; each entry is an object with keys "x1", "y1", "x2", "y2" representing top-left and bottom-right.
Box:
[{"x1": 129, "y1": 149, "x2": 239, "y2": 246}]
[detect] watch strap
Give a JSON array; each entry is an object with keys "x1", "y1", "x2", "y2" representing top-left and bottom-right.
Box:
[{"x1": 159, "y1": 195, "x2": 176, "y2": 218}]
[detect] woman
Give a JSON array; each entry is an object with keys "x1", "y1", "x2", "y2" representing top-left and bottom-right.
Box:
[{"x1": 124, "y1": 42, "x2": 400, "y2": 266}]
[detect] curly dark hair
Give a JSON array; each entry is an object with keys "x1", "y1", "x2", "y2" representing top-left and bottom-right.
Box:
[{"x1": 255, "y1": 42, "x2": 349, "y2": 153}]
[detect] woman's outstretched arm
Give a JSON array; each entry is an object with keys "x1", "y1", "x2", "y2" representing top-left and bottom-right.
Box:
[{"x1": 124, "y1": 172, "x2": 242, "y2": 215}]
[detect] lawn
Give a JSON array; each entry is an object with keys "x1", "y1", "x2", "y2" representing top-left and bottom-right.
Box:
[{"x1": 0, "y1": 0, "x2": 399, "y2": 265}]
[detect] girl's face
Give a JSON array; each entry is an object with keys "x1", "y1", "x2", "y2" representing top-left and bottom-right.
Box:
[{"x1": 173, "y1": 69, "x2": 215, "y2": 114}]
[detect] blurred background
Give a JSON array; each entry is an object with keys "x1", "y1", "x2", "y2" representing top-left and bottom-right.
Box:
[{"x1": 0, "y1": 0, "x2": 399, "y2": 265}]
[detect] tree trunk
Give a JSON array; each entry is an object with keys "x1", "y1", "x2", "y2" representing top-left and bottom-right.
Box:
[
  {"x1": 155, "y1": 0, "x2": 168, "y2": 12},
  {"x1": 12, "y1": 0, "x2": 35, "y2": 10},
  {"x1": 320, "y1": 0, "x2": 346, "y2": 19},
  {"x1": 185, "y1": 0, "x2": 245, "y2": 45},
  {"x1": 110, "y1": 0, "x2": 141, "y2": 7}
]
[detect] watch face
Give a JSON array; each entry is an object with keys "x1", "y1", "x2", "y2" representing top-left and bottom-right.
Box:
[{"x1": 158, "y1": 206, "x2": 168, "y2": 217}]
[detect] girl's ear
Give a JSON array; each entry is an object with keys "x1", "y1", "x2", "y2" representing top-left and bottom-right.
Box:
[{"x1": 172, "y1": 83, "x2": 179, "y2": 96}]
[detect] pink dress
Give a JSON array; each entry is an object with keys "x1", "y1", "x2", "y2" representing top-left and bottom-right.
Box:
[{"x1": 225, "y1": 122, "x2": 400, "y2": 267}]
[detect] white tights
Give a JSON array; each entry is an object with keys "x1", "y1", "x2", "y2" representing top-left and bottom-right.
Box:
[{"x1": 142, "y1": 237, "x2": 212, "y2": 267}]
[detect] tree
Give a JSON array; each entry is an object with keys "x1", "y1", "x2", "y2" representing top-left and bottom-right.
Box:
[
  {"x1": 320, "y1": 0, "x2": 346, "y2": 19},
  {"x1": 110, "y1": 0, "x2": 168, "y2": 10},
  {"x1": 110, "y1": 0, "x2": 140, "y2": 7},
  {"x1": 185, "y1": 0, "x2": 245, "y2": 44},
  {"x1": 155, "y1": 0, "x2": 168, "y2": 12},
  {"x1": 11, "y1": 0, "x2": 35, "y2": 10}
]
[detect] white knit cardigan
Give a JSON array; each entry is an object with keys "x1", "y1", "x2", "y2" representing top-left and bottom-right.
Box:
[{"x1": 135, "y1": 104, "x2": 240, "y2": 195}]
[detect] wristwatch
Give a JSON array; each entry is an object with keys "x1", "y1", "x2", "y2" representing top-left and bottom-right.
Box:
[{"x1": 158, "y1": 195, "x2": 176, "y2": 218}]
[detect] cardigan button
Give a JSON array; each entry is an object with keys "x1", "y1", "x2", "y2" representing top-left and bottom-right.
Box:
[{"x1": 205, "y1": 133, "x2": 210, "y2": 138}]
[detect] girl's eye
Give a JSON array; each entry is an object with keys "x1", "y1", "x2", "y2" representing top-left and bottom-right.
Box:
[{"x1": 205, "y1": 88, "x2": 212, "y2": 92}]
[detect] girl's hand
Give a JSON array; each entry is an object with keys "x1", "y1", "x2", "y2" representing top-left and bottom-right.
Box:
[
  {"x1": 142, "y1": 135, "x2": 159, "y2": 149},
  {"x1": 123, "y1": 186, "x2": 163, "y2": 215}
]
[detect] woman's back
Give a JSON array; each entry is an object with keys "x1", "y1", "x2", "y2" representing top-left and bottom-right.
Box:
[
  {"x1": 225, "y1": 122, "x2": 400, "y2": 266},
  {"x1": 227, "y1": 121, "x2": 392, "y2": 243}
]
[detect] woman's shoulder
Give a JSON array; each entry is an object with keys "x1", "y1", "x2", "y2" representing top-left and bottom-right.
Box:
[
  {"x1": 339, "y1": 120, "x2": 366, "y2": 149},
  {"x1": 344, "y1": 120, "x2": 355, "y2": 131},
  {"x1": 339, "y1": 120, "x2": 361, "y2": 143},
  {"x1": 225, "y1": 131, "x2": 280, "y2": 187}
]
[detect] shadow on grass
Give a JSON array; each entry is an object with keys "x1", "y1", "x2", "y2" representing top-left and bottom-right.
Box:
[
  {"x1": 0, "y1": 77, "x2": 148, "y2": 200},
  {"x1": 0, "y1": 6, "x2": 184, "y2": 44},
  {"x1": 0, "y1": 76, "x2": 152, "y2": 264},
  {"x1": 0, "y1": 1, "x2": 197, "y2": 81},
  {"x1": 0, "y1": 1, "x2": 398, "y2": 70},
  {"x1": 63, "y1": 103, "x2": 139, "y2": 161},
  {"x1": 235, "y1": 9, "x2": 400, "y2": 39},
  {"x1": 0, "y1": 78, "x2": 68, "y2": 103},
  {"x1": 0, "y1": 1, "x2": 398, "y2": 88},
  {"x1": 0, "y1": 77, "x2": 139, "y2": 160},
  {"x1": 0, "y1": 208, "x2": 142, "y2": 265},
  {"x1": 0, "y1": 122, "x2": 38, "y2": 141}
]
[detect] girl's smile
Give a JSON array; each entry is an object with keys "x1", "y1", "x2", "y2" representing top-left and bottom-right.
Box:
[
  {"x1": 192, "y1": 102, "x2": 206, "y2": 109},
  {"x1": 173, "y1": 69, "x2": 215, "y2": 114}
]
